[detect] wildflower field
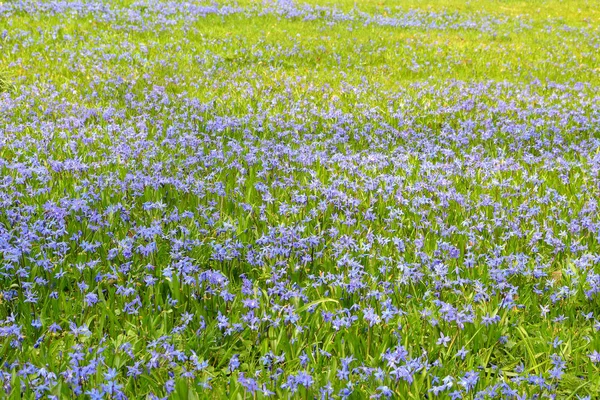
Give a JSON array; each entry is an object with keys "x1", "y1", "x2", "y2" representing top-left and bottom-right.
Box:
[{"x1": 1, "y1": 0, "x2": 600, "y2": 398}]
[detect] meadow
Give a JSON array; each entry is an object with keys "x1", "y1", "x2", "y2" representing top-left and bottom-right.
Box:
[{"x1": 0, "y1": 0, "x2": 599, "y2": 398}]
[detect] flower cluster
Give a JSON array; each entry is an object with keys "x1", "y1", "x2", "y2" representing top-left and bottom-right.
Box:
[{"x1": 1, "y1": 0, "x2": 600, "y2": 398}]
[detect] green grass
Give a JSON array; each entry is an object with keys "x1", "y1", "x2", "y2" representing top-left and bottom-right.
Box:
[
  {"x1": 0, "y1": 0, "x2": 600, "y2": 399},
  {"x1": 0, "y1": 70, "x2": 12, "y2": 93}
]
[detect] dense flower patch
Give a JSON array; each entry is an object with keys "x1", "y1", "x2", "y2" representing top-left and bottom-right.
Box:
[{"x1": 1, "y1": 0, "x2": 599, "y2": 398}]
